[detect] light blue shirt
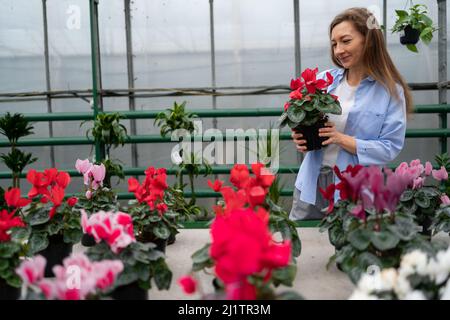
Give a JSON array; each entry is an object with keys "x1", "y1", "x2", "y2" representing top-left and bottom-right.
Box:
[{"x1": 294, "y1": 68, "x2": 407, "y2": 205}]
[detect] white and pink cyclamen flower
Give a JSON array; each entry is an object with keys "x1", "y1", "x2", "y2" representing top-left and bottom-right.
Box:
[
  {"x1": 395, "y1": 160, "x2": 448, "y2": 189},
  {"x1": 81, "y1": 209, "x2": 135, "y2": 254},
  {"x1": 75, "y1": 159, "x2": 106, "y2": 191},
  {"x1": 16, "y1": 252, "x2": 123, "y2": 300},
  {"x1": 15, "y1": 255, "x2": 46, "y2": 286}
]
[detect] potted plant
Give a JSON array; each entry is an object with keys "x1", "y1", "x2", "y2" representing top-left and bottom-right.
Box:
[
  {"x1": 396, "y1": 159, "x2": 449, "y2": 236},
  {"x1": 0, "y1": 112, "x2": 37, "y2": 188},
  {"x1": 82, "y1": 210, "x2": 172, "y2": 300},
  {"x1": 181, "y1": 198, "x2": 301, "y2": 300},
  {"x1": 15, "y1": 253, "x2": 123, "y2": 300},
  {"x1": 155, "y1": 101, "x2": 211, "y2": 241},
  {"x1": 318, "y1": 164, "x2": 440, "y2": 284},
  {"x1": 0, "y1": 204, "x2": 27, "y2": 300},
  {"x1": 74, "y1": 158, "x2": 119, "y2": 247},
  {"x1": 189, "y1": 163, "x2": 302, "y2": 298},
  {"x1": 278, "y1": 68, "x2": 342, "y2": 151},
  {"x1": 83, "y1": 112, "x2": 128, "y2": 188},
  {"x1": 350, "y1": 245, "x2": 450, "y2": 300},
  {"x1": 435, "y1": 153, "x2": 450, "y2": 196},
  {"x1": 127, "y1": 166, "x2": 180, "y2": 253},
  {"x1": 391, "y1": 4, "x2": 437, "y2": 53},
  {"x1": 22, "y1": 168, "x2": 82, "y2": 277}
]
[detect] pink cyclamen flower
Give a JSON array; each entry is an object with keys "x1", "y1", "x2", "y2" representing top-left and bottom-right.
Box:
[
  {"x1": 75, "y1": 159, "x2": 92, "y2": 175},
  {"x1": 441, "y1": 195, "x2": 450, "y2": 206},
  {"x1": 424, "y1": 161, "x2": 433, "y2": 176},
  {"x1": 85, "y1": 190, "x2": 92, "y2": 200},
  {"x1": 432, "y1": 166, "x2": 449, "y2": 181},
  {"x1": 16, "y1": 255, "x2": 46, "y2": 285},
  {"x1": 90, "y1": 164, "x2": 106, "y2": 190},
  {"x1": 178, "y1": 275, "x2": 197, "y2": 294}
]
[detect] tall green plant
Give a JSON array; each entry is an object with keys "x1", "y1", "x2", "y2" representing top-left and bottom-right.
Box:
[
  {"x1": 0, "y1": 112, "x2": 37, "y2": 188},
  {"x1": 83, "y1": 113, "x2": 128, "y2": 188},
  {"x1": 155, "y1": 101, "x2": 210, "y2": 206}
]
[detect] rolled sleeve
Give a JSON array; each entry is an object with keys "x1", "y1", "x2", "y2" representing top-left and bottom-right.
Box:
[{"x1": 356, "y1": 85, "x2": 407, "y2": 166}]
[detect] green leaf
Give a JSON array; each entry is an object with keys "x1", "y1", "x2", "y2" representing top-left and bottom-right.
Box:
[
  {"x1": 286, "y1": 107, "x2": 306, "y2": 123},
  {"x1": 0, "y1": 259, "x2": 9, "y2": 271},
  {"x1": 272, "y1": 264, "x2": 297, "y2": 287},
  {"x1": 400, "y1": 189, "x2": 414, "y2": 202},
  {"x1": 395, "y1": 10, "x2": 409, "y2": 20},
  {"x1": 388, "y1": 217, "x2": 419, "y2": 241},
  {"x1": 46, "y1": 221, "x2": 63, "y2": 236},
  {"x1": 276, "y1": 291, "x2": 304, "y2": 300},
  {"x1": 10, "y1": 226, "x2": 31, "y2": 242},
  {"x1": 28, "y1": 233, "x2": 49, "y2": 255},
  {"x1": 152, "y1": 225, "x2": 170, "y2": 240},
  {"x1": 28, "y1": 209, "x2": 50, "y2": 226},
  {"x1": 63, "y1": 229, "x2": 83, "y2": 244},
  {"x1": 370, "y1": 230, "x2": 400, "y2": 251},
  {"x1": 0, "y1": 242, "x2": 20, "y2": 258},
  {"x1": 415, "y1": 193, "x2": 430, "y2": 209},
  {"x1": 153, "y1": 259, "x2": 172, "y2": 290},
  {"x1": 406, "y1": 44, "x2": 418, "y2": 53},
  {"x1": 347, "y1": 228, "x2": 371, "y2": 251}
]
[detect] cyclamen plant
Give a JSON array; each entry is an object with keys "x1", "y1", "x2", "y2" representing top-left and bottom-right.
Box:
[
  {"x1": 395, "y1": 159, "x2": 449, "y2": 235},
  {"x1": 319, "y1": 164, "x2": 442, "y2": 283},
  {"x1": 0, "y1": 206, "x2": 26, "y2": 290},
  {"x1": 83, "y1": 210, "x2": 172, "y2": 294},
  {"x1": 127, "y1": 166, "x2": 180, "y2": 248},
  {"x1": 186, "y1": 163, "x2": 302, "y2": 300},
  {"x1": 181, "y1": 207, "x2": 300, "y2": 300},
  {"x1": 350, "y1": 246, "x2": 450, "y2": 300},
  {"x1": 16, "y1": 253, "x2": 123, "y2": 300},
  {"x1": 22, "y1": 168, "x2": 82, "y2": 256}
]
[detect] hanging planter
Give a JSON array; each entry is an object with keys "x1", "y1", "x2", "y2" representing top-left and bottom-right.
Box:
[
  {"x1": 399, "y1": 25, "x2": 420, "y2": 45},
  {"x1": 391, "y1": 3, "x2": 437, "y2": 53}
]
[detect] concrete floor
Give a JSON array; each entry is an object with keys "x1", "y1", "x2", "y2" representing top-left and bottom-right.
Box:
[{"x1": 149, "y1": 228, "x2": 355, "y2": 300}]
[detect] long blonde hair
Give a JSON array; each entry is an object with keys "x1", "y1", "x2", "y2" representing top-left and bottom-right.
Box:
[{"x1": 329, "y1": 7, "x2": 413, "y2": 113}]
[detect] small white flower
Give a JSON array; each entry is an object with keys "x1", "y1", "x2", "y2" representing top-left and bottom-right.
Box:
[
  {"x1": 400, "y1": 250, "x2": 428, "y2": 275},
  {"x1": 394, "y1": 272, "x2": 412, "y2": 298},
  {"x1": 358, "y1": 273, "x2": 383, "y2": 293},
  {"x1": 349, "y1": 290, "x2": 379, "y2": 300},
  {"x1": 440, "y1": 281, "x2": 450, "y2": 300},
  {"x1": 403, "y1": 290, "x2": 426, "y2": 300}
]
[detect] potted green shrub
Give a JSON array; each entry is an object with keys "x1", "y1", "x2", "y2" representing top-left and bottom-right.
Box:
[
  {"x1": 0, "y1": 112, "x2": 37, "y2": 188},
  {"x1": 391, "y1": 4, "x2": 437, "y2": 53}
]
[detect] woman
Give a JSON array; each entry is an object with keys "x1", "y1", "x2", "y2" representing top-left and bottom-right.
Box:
[{"x1": 289, "y1": 7, "x2": 412, "y2": 220}]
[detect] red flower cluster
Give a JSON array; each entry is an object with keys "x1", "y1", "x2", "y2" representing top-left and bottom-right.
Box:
[
  {"x1": 210, "y1": 207, "x2": 291, "y2": 300},
  {"x1": 26, "y1": 168, "x2": 72, "y2": 219},
  {"x1": 128, "y1": 166, "x2": 169, "y2": 215},
  {"x1": 289, "y1": 67, "x2": 334, "y2": 99},
  {"x1": 0, "y1": 209, "x2": 25, "y2": 242},
  {"x1": 207, "y1": 163, "x2": 275, "y2": 216}
]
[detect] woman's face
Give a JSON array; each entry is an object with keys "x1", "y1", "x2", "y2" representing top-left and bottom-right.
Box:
[{"x1": 330, "y1": 21, "x2": 365, "y2": 70}]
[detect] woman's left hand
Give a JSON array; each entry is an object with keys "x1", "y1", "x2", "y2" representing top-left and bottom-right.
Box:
[{"x1": 318, "y1": 122, "x2": 343, "y2": 146}]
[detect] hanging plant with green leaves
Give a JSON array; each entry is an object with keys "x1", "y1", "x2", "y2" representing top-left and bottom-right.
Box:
[
  {"x1": 0, "y1": 112, "x2": 37, "y2": 188},
  {"x1": 391, "y1": 3, "x2": 437, "y2": 53}
]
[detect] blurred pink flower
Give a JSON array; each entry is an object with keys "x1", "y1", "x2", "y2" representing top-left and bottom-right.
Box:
[
  {"x1": 432, "y1": 166, "x2": 449, "y2": 181},
  {"x1": 16, "y1": 255, "x2": 46, "y2": 285}
]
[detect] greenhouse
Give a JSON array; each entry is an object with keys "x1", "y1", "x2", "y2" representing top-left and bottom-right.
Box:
[{"x1": 0, "y1": 0, "x2": 449, "y2": 303}]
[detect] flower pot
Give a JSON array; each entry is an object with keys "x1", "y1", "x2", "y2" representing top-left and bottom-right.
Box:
[
  {"x1": 420, "y1": 216, "x2": 433, "y2": 237},
  {"x1": 111, "y1": 281, "x2": 148, "y2": 300},
  {"x1": 139, "y1": 231, "x2": 168, "y2": 253},
  {"x1": 81, "y1": 233, "x2": 96, "y2": 247},
  {"x1": 40, "y1": 234, "x2": 73, "y2": 277},
  {"x1": 167, "y1": 233, "x2": 176, "y2": 246},
  {"x1": 0, "y1": 278, "x2": 20, "y2": 300},
  {"x1": 400, "y1": 25, "x2": 420, "y2": 45},
  {"x1": 294, "y1": 117, "x2": 328, "y2": 151}
]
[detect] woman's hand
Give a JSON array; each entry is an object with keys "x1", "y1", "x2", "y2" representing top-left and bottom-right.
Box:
[
  {"x1": 319, "y1": 122, "x2": 343, "y2": 146},
  {"x1": 291, "y1": 130, "x2": 308, "y2": 153},
  {"x1": 319, "y1": 122, "x2": 357, "y2": 154}
]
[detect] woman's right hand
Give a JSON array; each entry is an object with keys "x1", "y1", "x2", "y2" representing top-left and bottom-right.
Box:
[{"x1": 291, "y1": 131, "x2": 308, "y2": 153}]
